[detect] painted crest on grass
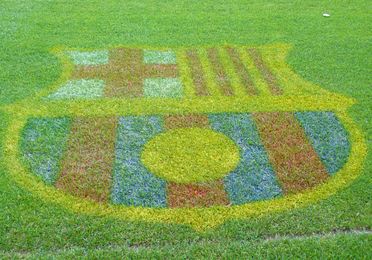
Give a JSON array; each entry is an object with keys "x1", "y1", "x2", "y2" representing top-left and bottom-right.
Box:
[{"x1": 4, "y1": 44, "x2": 366, "y2": 231}]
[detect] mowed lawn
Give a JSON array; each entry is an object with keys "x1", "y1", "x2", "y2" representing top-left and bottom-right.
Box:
[{"x1": 0, "y1": 0, "x2": 371, "y2": 258}]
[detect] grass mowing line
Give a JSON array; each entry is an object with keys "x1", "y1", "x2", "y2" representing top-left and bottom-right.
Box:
[
  {"x1": 3, "y1": 109, "x2": 367, "y2": 231},
  {"x1": 2, "y1": 229, "x2": 371, "y2": 258},
  {"x1": 262, "y1": 229, "x2": 372, "y2": 242}
]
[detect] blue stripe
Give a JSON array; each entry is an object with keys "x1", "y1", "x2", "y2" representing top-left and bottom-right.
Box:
[
  {"x1": 295, "y1": 112, "x2": 350, "y2": 175},
  {"x1": 111, "y1": 116, "x2": 167, "y2": 208},
  {"x1": 209, "y1": 113, "x2": 282, "y2": 205},
  {"x1": 21, "y1": 117, "x2": 71, "y2": 184}
]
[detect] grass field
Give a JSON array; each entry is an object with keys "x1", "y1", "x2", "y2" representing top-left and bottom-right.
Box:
[{"x1": 0, "y1": 0, "x2": 371, "y2": 258}]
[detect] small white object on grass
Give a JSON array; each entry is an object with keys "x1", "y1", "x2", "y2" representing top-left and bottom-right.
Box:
[{"x1": 323, "y1": 13, "x2": 331, "y2": 17}]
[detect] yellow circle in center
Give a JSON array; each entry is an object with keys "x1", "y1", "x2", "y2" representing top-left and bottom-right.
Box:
[{"x1": 141, "y1": 127, "x2": 240, "y2": 184}]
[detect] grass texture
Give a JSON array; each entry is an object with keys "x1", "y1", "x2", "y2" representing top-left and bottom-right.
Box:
[
  {"x1": 0, "y1": 0, "x2": 371, "y2": 258},
  {"x1": 141, "y1": 127, "x2": 240, "y2": 183}
]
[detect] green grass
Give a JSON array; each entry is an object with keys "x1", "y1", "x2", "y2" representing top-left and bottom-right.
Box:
[
  {"x1": 0, "y1": 0, "x2": 371, "y2": 257},
  {"x1": 3, "y1": 232, "x2": 372, "y2": 259}
]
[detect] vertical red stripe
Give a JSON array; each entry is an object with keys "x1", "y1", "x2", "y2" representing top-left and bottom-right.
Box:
[
  {"x1": 186, "y1": 50, "x2": 210, "y2": 96},
  {"x1": 226, "y1": 47, "x2": 257, "y2": 95},
  {"x1": 207, "y1": 48, "x2": 234, "y2": 96},
  {"x1": 164, "y1": 114, "x2": 229, "y2": 207},
  {"x1": 253, "y1": 112, "x2": 328, "y2": 193},
  {"x1": 56, "y1": 117, "x2": 117, "y2": 202}
]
